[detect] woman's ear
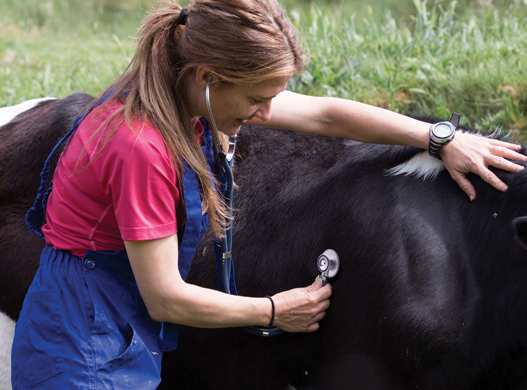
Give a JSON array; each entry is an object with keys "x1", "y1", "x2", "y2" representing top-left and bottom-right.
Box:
[{"x1": 195, "y1": 66, "x2": 212, "y2": 88}]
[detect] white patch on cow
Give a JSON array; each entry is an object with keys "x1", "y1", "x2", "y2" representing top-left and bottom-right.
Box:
[
  {"x1": 386, "y1": 150, "x2": 445, "y2": 181},
  {"x1": 0, "y1": 311, "x2": 15, "y2": 390},
  {"x1": 0, "y1": 97, "x2": 56, "y2": 127}
]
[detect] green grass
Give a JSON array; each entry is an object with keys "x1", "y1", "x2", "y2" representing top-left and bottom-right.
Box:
[
  {"x1": 0, "y1": 0, "x2": 147, "y2": 103},
  {"x1": 287, "y1": 0, "x2": 527, "y2": 134},
  {"x1": 0, "y1": 32, "x2": 131, "y2": 104},
  {"x1": 1, "y1": 0, "x2": 526, "y2": 136}
]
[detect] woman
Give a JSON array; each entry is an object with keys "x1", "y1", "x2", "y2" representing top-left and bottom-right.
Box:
[{"x1": 11, "y1": 0, "x2": 526, "y2": 389}]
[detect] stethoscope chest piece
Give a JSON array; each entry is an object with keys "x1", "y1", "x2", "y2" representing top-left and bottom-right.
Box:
[{"x1": 317, "y1": 249, "x2": 340, "y2": 282}]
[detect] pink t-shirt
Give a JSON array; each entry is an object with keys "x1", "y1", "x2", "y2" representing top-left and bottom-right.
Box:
[{"x1": 42, "y1": 100, "x2": 198, "y2": 259}]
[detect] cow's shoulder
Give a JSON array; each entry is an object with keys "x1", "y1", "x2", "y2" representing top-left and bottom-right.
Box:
[{"x1": 0, "y1": 93, "x2": 93, "y2": 203}]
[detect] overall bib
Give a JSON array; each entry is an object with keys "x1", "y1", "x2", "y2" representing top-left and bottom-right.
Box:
[{"x1": 11, "y1": 98, "x2": 215, "y2": 389}]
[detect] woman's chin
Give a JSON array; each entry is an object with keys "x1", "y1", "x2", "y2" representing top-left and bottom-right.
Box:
[{"x1": 219, "y1": 124, "x2": 243, "y2": 136}]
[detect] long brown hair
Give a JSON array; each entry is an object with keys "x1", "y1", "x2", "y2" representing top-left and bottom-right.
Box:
[{"x1": 84, "y1": 0, "x2": 304, "y2": 236}]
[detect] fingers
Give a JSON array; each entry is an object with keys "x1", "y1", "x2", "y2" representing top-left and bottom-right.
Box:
[
  {"x1": 309, "y1": 277, "x2": 333, "y2": 299},
  {"x1": 488, "y1": 155, "x2": 525, "y2": 173},
  {"x1": 483, "y1": 138, "x2": 527, "y2": 166},
  {"x1": 478, "y1": 141, "x2": 525, "y2": 192},
  {"x1": 488, "y1": 139, "x2": 524, "y2": 155},
  {"x1": 306, "y1": 310, "x2": 327, "y2": 332},
  {"x1": 442, "y1": 133, "x2": 526, "y2": 198},
  {"x1": 305, "y1": 301, "x2": 330, "y2": 332},
  {"x1": 450, "y1": 170, "x2": 477, "y2": 201},
  {"x1": 502, "y1": 141, "x2": 521, "y2": 151},
  {"x1": 307, "y1": 276, "x2": 323, "y2": 291},
  {"x1": 451, "y1": 161, "x2": 510, "y2": 198},
  {"x1": 475, "y1": 166, "x2": 508, "y2": 192},
  {"x1": 272, "y1": 279, "x2": 332, "y2": 333}
]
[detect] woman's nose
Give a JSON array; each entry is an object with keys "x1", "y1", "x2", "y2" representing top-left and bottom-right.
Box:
[{"x1": 253, "y1": 100, "x2": 272, "y2": 122}]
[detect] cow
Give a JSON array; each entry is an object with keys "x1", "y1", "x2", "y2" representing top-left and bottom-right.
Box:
[{"x1": 2, "y1": 94, "x2": 527, "y2": 389}]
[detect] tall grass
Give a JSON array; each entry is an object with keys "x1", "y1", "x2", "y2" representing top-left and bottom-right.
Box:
[
  {"x1": 288, "y1": 0, "x2": 527, "y2": 134},
  {"x1": 0, "y1": 0, "x2": 149, "y2": 103},
  {"x1": 1, "y1": 0, "x2": 526, "y2": 135},
  {"x1": 0, "y1": 0, "x2": 151, "y2": 36}
]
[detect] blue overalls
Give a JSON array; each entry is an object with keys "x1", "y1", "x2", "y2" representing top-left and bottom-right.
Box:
[{"x1": 11, "y1": 98, "x2": 216, "y2": 389}]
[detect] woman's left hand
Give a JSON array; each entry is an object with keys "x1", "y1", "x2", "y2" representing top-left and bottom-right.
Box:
[{"x1": 440, "y1": 132, "x2": 527, "y2": 201}]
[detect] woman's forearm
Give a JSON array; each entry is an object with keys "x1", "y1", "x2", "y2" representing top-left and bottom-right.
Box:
[
  {"x1": 317, "y1": 97, "x2": 431, "y2": 147},
  {"x1": 150, "y1": 280, "x2": 272, "y2": 327},
  {"x1": 125, "y1": 236, "x2": 331, "y2": 331},
  {"x1": 258, "y1": 91, "x2": 430, "y2": 147}
]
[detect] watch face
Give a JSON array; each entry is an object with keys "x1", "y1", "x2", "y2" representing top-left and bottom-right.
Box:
[{"x1": 433, "y1": 123, "x2": 454, "y2": 138}]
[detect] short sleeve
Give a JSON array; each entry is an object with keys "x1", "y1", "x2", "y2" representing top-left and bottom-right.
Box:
[{"x1": 97, "y1": 123, "x2": 179, "y2": 241}]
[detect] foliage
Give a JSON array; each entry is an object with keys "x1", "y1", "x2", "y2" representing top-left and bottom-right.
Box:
[
  {"x1": 288, "y1": 0, "x2": 527, "y2": 134},
  {"x1": 1, "y1": 0, "x2": 526, "y2": 135}
]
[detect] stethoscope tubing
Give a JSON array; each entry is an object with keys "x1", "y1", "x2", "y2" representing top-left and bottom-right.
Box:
[{"x1": 206, "y1": 80, "x2": 284, "y2": 336}]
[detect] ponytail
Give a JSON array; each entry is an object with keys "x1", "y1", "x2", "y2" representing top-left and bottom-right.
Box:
[{"x1": 82, "y1": 0, "x2": 304, "y2": 237}]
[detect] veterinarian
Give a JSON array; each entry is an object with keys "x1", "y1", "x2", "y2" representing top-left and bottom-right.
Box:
[{"x1": 11, "y1": 0, "x2": 527, "y2": 388}]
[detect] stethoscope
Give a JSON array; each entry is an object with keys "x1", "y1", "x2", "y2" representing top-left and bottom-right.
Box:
[{"x1": 205, "y1": 79, "x2": 340, "y2": 336}]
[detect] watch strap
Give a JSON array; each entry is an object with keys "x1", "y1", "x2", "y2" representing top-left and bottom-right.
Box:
[
  {"x1": 428, "y1": 138, "x2": 450, "y2": 161},
  {"x1": 428, "y1": 112, "x2": 460, "y2": 161},
  {"x1": 449, "y1": 113, "x2": 460, "y2": 129}
]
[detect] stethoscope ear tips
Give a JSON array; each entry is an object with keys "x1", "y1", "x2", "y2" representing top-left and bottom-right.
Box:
[{"x1": 317, "y1": 249, "x2": 340, "y2": 279}]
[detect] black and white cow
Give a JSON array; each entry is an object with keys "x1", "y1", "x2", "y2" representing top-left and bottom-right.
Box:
[{"x1": 2, "y1": 94, "x2": 527, "y2": 390}]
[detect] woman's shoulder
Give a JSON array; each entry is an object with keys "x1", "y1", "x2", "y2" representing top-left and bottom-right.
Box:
[{"x1": 82, "y1": 99, "x2": 171, "y2": 161}]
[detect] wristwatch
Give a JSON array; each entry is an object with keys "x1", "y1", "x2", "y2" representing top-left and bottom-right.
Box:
[{"x1": 428, "y1": 112, "x2": 460, "y2": 161}]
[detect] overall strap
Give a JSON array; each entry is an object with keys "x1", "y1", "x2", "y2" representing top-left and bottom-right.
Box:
[
  {"x1": 26, "y1": 93, "x2": 113, "y2": 241},
  {"x1": 176, "y1": 119, "x2": 214, "y2": 280},
  {"x1": 160, "y1": 119, "x2": 215, "y2": 351}
]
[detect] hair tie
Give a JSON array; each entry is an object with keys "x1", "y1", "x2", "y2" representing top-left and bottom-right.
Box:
[{"x1": 179, "y1": 8, "x2": 188, "y2": 26}]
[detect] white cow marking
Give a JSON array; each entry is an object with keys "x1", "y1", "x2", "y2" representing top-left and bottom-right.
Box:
[
  {"x1": 386, "y1": 150, "x2": 445, "y2": 181},
  {"x1": 0, "y1": 97, "x2": 56, "y2": 127},
  {"x1": 0, "y1": 311, "x2": 15, "y2": 390}
]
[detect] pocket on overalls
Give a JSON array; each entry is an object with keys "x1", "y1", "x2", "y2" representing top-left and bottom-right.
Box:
[
  {"x1": 96, "y1": 324, "x2": 162, "y2": 389},
  {"x1": 12, "y1": 290, "x2": 63, "y2": 387}
]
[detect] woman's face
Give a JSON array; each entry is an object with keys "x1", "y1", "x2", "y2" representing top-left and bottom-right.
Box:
[{"x1": 206, "y1": 76, "x2": 290, "y2": 136}]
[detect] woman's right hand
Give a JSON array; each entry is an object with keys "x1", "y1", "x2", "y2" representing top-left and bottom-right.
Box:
[{"x1": 271, "y1": 277, "x2": 332, "y2": 332}]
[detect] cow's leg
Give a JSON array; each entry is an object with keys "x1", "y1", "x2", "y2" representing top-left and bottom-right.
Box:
[{"x1": 0, "y1": 311, "x2": 15, "y2": 390}]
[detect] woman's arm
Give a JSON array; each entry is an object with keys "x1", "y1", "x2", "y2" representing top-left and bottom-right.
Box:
[
  {"x1": 249, "y1": 91, "x2": 527, "y2": 200},
  {"x1": 251, "y1": 91, "x2": 431, "y2": 145},
  {"x1": 125, "y1": 234, "x2": 331, "y2": 332}
]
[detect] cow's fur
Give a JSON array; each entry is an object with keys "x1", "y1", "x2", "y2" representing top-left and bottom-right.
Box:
[
  {"x1": 2, "y1": 94, "x2": 527, "y2": 390},
  {"x1": 387, "y1": 149, "x2": 445, "y2": 180},
  {"x1": 0, "y1": 311, "x2": 15, "y2": 390}
]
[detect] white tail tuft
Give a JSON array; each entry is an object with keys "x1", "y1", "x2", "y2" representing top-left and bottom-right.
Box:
[{"x1": 386, "y1": 150, "x2": 445, "y2": 181}]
